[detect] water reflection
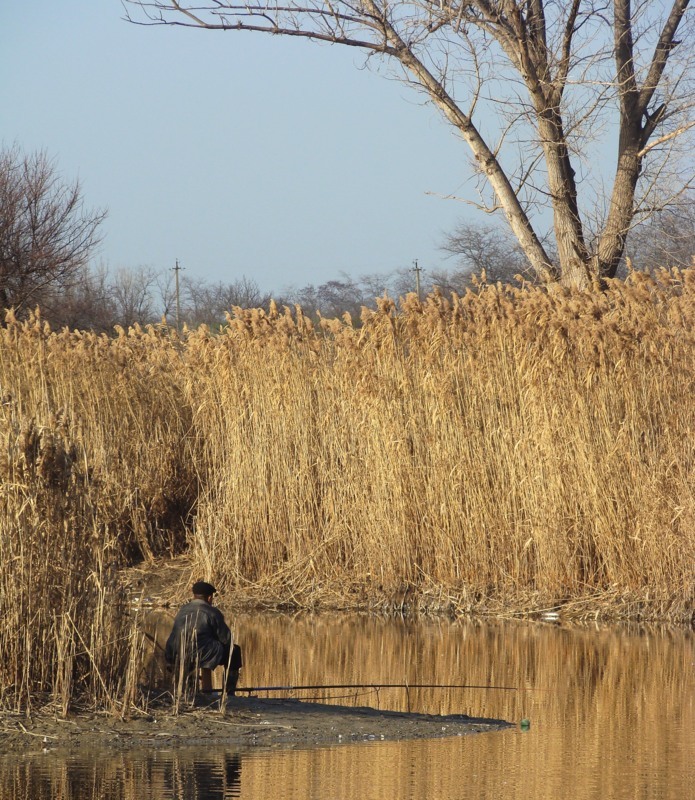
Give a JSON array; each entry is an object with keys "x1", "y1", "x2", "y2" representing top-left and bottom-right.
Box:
[
  {"x1": 0, "y1": 750, "x2": 241, "y2": 800},
  {"x1": 145, "y1": 611, "x2": 692, "y2": 725},
  {"x1": 159, "y1": 751, "x2": 241, "y2": 799},
  {"x1": 3, "y1": 615, "x2": 693, "y2": 799}
]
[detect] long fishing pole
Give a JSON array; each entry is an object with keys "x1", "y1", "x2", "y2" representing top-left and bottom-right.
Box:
[{"x1": 236, "y1": 682, "x2": 519, "y2": 693}]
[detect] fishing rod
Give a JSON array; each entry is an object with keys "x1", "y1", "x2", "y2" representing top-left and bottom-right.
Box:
[{"x1": 236, "y1": 682, "x2": 519, "y2": 693}]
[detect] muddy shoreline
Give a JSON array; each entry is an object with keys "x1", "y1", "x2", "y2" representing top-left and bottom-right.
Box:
[{"x1": 0, "y1": 695, "x2": 512, "y2": 754}]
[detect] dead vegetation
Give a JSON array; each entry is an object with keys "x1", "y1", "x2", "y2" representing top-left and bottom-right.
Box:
[{"x1": 1, "y1": 270, "x2": 693, "y2": 711}]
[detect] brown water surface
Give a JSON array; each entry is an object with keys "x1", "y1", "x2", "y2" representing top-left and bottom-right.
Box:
[{"x1": 1, "y1": 614, "x2": 692, "y2": 799}]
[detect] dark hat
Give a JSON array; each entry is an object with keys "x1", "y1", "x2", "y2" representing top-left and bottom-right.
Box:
[{"x1": 192, "y1": 581, "x2": 217, "y2": 597}]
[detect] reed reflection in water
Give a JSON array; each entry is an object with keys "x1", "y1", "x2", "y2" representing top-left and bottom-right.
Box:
[
  {"x1": 0, "y1": 750, "x2": 242, "y2": 800},
  {"x1": 3, "y1": 616, "x2": 692, "y2": 799}
]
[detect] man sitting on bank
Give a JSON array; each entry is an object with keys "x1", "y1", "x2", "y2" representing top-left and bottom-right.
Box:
[{"x1": 165, "y1": 581, "x2": 242, "y2": 695}]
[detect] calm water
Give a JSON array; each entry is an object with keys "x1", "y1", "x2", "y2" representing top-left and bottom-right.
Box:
[{"x1": 2, "y1": 613, "x2": 693, "y2": 799}]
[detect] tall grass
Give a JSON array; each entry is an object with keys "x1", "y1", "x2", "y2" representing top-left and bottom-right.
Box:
[
  {"x1": 188, "y1": 270, "x2": 694, "y2": 619},
  {"x1": 0, "y1": 270, "x2": 693, "y2": 710},
  {"x1": 0, "y1": 315, "x2": 196, "y2": 711}
]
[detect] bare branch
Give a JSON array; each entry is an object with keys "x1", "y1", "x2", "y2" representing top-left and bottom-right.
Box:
[
  {"x1": 637, "y1": 0, "x2": 690, "y2": 115},
  {"x1": 637, "y1": 120, "x2": 695, "y2": 158},
  {"x1": 553, "y1": 0, "x2": 582, "y2": 102}
]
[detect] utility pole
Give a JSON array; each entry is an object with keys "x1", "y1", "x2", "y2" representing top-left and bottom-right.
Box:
[
  {"x1": 172, "y1": 259, "x2": 184, "y2": 332},
  {"x1": 412, "y1": 259, "x2": 424, "y2": 301}
]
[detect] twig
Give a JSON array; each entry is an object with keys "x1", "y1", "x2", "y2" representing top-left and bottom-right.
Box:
[
  {"x1": 209, "y1": 719, "x2": 296, "y2": 730},
  {"x1": 16, "y1": 722, "x2": 58, "y2": 740}
]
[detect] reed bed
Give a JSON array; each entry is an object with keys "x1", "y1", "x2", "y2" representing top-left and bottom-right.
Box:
[
  {"x1": 188, "y1": 270, "x2": 694, "y2": 619},
  {"x1": 0, "y1": 269, "x2": 693, "y2": 710},
  {"x1": 0, "y1": 314, "x2": 197, "y2": 711}
]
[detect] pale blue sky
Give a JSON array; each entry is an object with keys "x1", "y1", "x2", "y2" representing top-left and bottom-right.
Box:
[{"x1": 1, "y1": 0, "x2": 476, "y2": 294}]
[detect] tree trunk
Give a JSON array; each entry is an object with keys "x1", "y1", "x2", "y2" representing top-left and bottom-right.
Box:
[
  {"x1": 395, "y1": 49, "x2": 559, "y2": 284},
  {"x1": 537, "y1": 113, "x2": 592, "y2": 288},
  {"x1": 595, "y1": 147, "x2": 642, "y2": 279},
  {"x1": 504, "y1": 0, "x2": 590, "y2": 287}
]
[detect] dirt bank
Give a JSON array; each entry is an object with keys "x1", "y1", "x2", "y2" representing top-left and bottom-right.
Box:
[{"x1": 0, "y1": 695, "x2": 511, "y2": 754}]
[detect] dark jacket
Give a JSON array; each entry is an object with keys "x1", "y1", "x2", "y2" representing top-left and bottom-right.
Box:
[{"x1": 164, "y1": 599, "x2": 232, "y2": 670}]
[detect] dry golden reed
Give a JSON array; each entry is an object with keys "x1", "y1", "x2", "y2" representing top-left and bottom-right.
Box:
[
  {"x1": 0, "y1": 269, "x2": 693, "y2": 710},
  {"x1": 0, "y1": 314, "x2": 196, "y2": 711},
  {"x1": 188, "y1": 271, "x2": 695, "y2": 620}
]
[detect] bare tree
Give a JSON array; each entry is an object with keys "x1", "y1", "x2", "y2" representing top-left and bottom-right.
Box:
[
  {"x1": 440, "y1": 220, "x2": 533, "y2": 286},
  {"x1": 124, "y1": 1, "x2": 693, "y2": 289},
  {"x1": 108, "y1": 265, "x2": 161, "y2": 328},
  {"x1": 59, "y1": 264, "x2": 162, "y2": 331},
  {"x1": 283, "y1": 269, "x2": 407, "y2": 319},
  {"x1": 156, "y1": 267, "x2": 178, "y2": 322},
  {"x1": 44, "y1": 264, "x2": 114, "y2": 332},
  {"x1": 183, "y1": 275, "x2": 272, "y2": 326},
  {"x1": 624, "y1": 193, "x2": 695, "y2": 271},
  {"x1": 283, "y1": 277, "x2": 358, "y2": 319},
  {"x1": 0, "y1": 146, "x2": 106, "y2": 312},
  {"x1": 357, "y1": 268, "x2": 400, "y2": 301}
]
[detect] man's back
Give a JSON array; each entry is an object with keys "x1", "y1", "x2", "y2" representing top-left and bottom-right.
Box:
[{"x1": 165, "y1": 598, "x2": 232, "y2": 669}]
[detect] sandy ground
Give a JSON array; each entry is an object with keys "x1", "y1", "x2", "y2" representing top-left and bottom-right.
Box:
[{"x1": 0, "y1": 695, "x2": 511, "y2": 754}]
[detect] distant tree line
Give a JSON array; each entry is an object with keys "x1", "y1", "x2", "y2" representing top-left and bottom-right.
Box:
[{"x1": 1, "y1": 145, "x2": 693, "y2": 333}]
